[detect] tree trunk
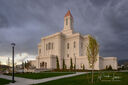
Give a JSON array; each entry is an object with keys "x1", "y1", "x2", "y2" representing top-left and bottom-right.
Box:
[{"x1": 91, "y1": 67, "x2": 94, "y2": 84}]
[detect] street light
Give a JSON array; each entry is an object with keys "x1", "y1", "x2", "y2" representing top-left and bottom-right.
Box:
[{"x1": 11, "y1": 43, "x2": 15, "y2": 83}]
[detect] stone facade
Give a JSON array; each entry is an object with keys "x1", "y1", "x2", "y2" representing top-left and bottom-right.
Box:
[{"x1": 32, "y1": 10, "x2": 117, "y2": 70}]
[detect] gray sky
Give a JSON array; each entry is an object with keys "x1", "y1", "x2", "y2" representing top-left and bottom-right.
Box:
[{"x1": 0, "y1": 0, "x2": 128, "y2": 64}]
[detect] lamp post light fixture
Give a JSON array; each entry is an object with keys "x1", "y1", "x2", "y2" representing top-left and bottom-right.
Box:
[{"x1": 11, "y1": 43, "x2": 15, "y2": 83}]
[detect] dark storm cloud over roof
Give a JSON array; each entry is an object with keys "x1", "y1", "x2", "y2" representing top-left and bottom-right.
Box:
[{"x1": 0, "y1": 0, "x2": 128, "y2": 60}]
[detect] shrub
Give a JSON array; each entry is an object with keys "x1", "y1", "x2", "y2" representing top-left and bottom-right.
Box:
[
  {"x1": 56, "y1": 56, "x2": 60, "y2": 70},
  {"x1": 70, "y1": 58, "x2": 73, "y2": 70}
]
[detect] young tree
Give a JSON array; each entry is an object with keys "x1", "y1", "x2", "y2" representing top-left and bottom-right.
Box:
[
  {"x1": 70, "y1": 58, "x2": 73, "y2": 70},
  {"x1": 106, "y1": 65, "x2": 108, "y2": 70},
  {"x1": 121, "y1": 65, "x2": 125, "y2": 70},
  {"x1": 108, "y1": 65, "x2": 112, "y2": 70},
  {"x1": 83, "y1": 64, "x2": 85, "y2": 70},
  {"x1": 86, "y1": 35, "x2": 99, "y2": 84},
  {"x1": 56, "y1": 56, "x2": 60, "y2": 70},
  {"x1": 63, "y1": 58, "x2": 66, "y2": 70}
]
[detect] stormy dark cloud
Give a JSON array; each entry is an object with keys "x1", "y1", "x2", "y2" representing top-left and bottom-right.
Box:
[{"x1": 0, "y1": 0, "x2": 128, "y2": 61}]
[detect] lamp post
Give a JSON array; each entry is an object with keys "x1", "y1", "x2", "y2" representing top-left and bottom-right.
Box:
[
  {"x1": 75, "y1": 56, "x2": 76, "y2": 73},
  {"x1": 11, "y1": 43, "x2": 15, "y2": 83}
]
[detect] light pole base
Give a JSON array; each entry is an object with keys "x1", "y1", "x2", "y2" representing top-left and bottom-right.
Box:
[{"x1": 12, "y1": 80, "x2": 15, "y2": 83}]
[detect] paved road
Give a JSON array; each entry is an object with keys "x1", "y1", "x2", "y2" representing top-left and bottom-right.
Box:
[{"x1": 0, "y1": 72, "x2": 87, "y2": 85}]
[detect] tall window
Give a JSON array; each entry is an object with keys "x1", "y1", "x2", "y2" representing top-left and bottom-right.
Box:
[
  {"x1": 46, "y1": 44, "x2": 48, "y2": 50},
  {"x1": 48, "y1": 42, "x2": 50, "y2": 50},
  {"x1": 39, "y1": 49, "x2": 41, "y2": 54},
  {"x1": 46, "y1": 42, "x2": 54, "y2": 50},
  {"x1": 81, "y1": 42, "x2": 83, "y2": 48},
  {"x1": 52, "y1": 43, "x2": 53, "y2": 49},
  {"x1": 66, "y1": 18, "x2": 68, "y2": 25},
  {"x1": 50, "y1": 43, "x2": 52, "y2": 49},
  {"x1": 67, "y1": 54, "x2": 69, "y2": 58},
  {"x1": 74, "y1": 41, "x2": 76, "y2": 48},
  {"x1": 67, "y1": 43, "x2": 69, "y2": 49}
]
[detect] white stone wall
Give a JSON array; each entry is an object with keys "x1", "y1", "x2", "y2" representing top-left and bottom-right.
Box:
[
  {"x1": 102, "y1": 57, "x2": 118, "y2": 70},
  {"x1": 64, "y1": 34, "x2": 79, "y2": 59},
  {"x1": 99, "y1": 57, "x2": 104, "y2": 69}
]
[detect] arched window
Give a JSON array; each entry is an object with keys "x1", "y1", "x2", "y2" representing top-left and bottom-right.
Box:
[
  {"x1": 39, "y1": 49, "x2": 41, "y2": 54},
  {"x1": 67, "y1": 43, "x2": 69, "y2": 49},
  {"x1": 48, "y1": 42, "x2": 50, "y2": 50},
  {"x1": 45, "y1": 62, "x2": 47, "y2": 69},
  {"x1": 81, "y1": 42, "x2": 83, "y2": 48},
  {"x1": 52, "y1": 43, "x2": 54, "y2": 49},
  {"x1": 66, "y1": 18, "x2": 68, "y2": 25},
  {"x1": 67, "y1": 54, "x2": 69, "y2": 58},
  {"x1": 74, "y1": 41, "x2": 76, "y2": 48}
]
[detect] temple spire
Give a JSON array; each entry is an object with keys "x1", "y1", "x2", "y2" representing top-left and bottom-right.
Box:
[{"x1": 63, "y1": 10, "x2": 74, "y2": 31}]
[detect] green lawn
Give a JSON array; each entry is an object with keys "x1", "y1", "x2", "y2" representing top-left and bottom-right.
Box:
[
  {"x1": 0, "y1": 78, "x2": 11, "y2": 85},
  {"x1": 33, "y1": 72, "x2": 128, "y2": 85},
  {"x1": 6, "y1": 72, "x2": 74, "y2": 79}
]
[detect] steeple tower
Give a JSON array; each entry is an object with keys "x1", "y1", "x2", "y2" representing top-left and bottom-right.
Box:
[{"x1": 63, "y1": 10, "x2": 74, "y2": 31}]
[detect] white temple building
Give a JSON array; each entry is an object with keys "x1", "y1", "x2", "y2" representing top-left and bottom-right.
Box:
[{"x1": 31, "y1": 10, "x2": 117, "y2": 70}]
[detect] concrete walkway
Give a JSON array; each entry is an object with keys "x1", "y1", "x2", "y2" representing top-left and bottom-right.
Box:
[{"x1": 0, "y1": 72, "x2": 87, "y2": 85}]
